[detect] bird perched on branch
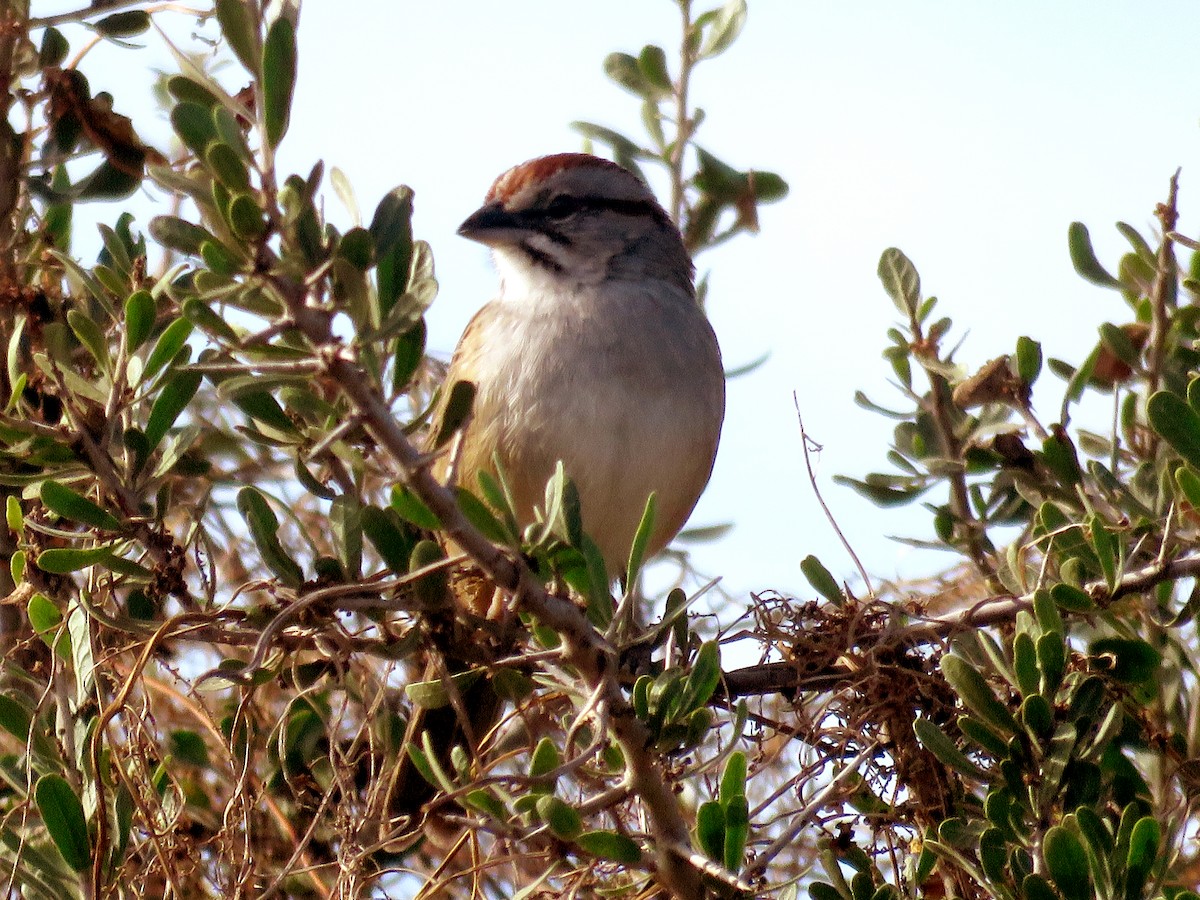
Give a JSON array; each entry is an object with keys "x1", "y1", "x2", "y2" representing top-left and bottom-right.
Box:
[{"x1": 393, "y1": 152, "x2": 724, "y2": 816}]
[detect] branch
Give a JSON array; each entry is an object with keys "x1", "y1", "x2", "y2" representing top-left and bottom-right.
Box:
[
  {"x1": 721, "y1": 551, "x2": 1200, "y2": 701},
  {"x1": 31, "y1": 0, "x2": 150, "y2": 27},
  {"x1": 1147, "y1": 169, "x2": 1181, "y2": 398},
  {"x1": 270, "y1": 280, "x2": 706, "y2": 899}
]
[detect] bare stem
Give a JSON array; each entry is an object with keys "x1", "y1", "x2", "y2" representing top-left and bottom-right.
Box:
[
  {"x1": 1147, "y1": 169, "x2": 1181, "y2": 399},
  {"x1": 668, "y1": 0, "x2": 694, "y2": 227}
]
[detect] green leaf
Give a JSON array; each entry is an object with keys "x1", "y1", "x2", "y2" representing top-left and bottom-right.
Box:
[
  {"x1": 959, "y1": 716, "x2": 1008, "y2": 757},
  {"x1": 1124, "y1": 817, "x2": 1160, "y2": 900},
  {"x1": 370, "y1": 185, "x2": 415, "y2": 315},
  {"x1": 1149, "y1": 391, "x2": 1200, "y2": 471},
  {"x1": 723, "y1": 793, "x2": 749, "y2": 873},
  {"x1": 913, "y1": 718, "x2": 987, "y2": 778},
  {"x1": 1050, "y1": 582, "x2": 1096, "y2": 613},
  {"x1": 143, "y1": 317, "x2": 193, "y2": 381},
  {"x1": 408, "y1": 539, "x2": 448, "y2": 609},
  {"x1": 697, "y1": 0, "x2": 748, "y2": 59},
  {"x1": 0, "y1": 693, "x2": 32, "y2": 744},
  {"x1": 455, "y1": 487, "x2": 512, "y2": 545},
  {"x1": 28, "y1": 592, "x2": 69, "y2": 659},
  {"x1": 6, "y1": 494, "x2": 22, "y2": 535},
  {"x1": 169, "y1": 729, "x2": 210, "y2": 767},
  {"x1": 205, "y1": 142, "x2": 251, "y2": 192},
  {"x1": 149, "y1": 215, "x2": 213, "y2": 256},
  {"x1": 464, "y1": 789, "x2": 506, "y2": 821},
  {"x1": 360, "y1": 506, "x2": 413, "y2": 574},
  {"x1": 576, "y1": 830, "x2": 642, "y2": 864},
  {"x1": 1016, "y1": 335, "x2": 1042, "y2": 384},
  {"x1": 390, "y1": 485, "x2": 440, "y2": 530},
  {"x1": 536, "y1": 795, "x2": 582, "y2": 840},
  {"x1": 144, "y1": 369, "x2": 202, "y2": 451},
  {"x1": 337, "y1": 226, "x2": 374, "y2": 272},
  {"x1": 230, "y1": 389, "x2": 297, "y2": 435},
  {"x1": 833, "y1": 474, "x2": 927, "y2": 507},
  {"x1": 433, "y1": 379, "x2": 476, "y2": 448},
  {"x1": 1013, "y1": 632, "x2": 1039, "y2": 697},
  {"x1": 558, "y1": 470, "x2": 584, "y2": 549},
  {"x1": 1067, "y1": 222, "x2": 1123, "y2": 289},
  {"x1": 720, "y1": 751, "x2": 747, "y2": 806},
  {"x1": 632, "y1": 675, "x2": 651, "y2": 720},
  {"x1": 1033, "y1": 588, "x2": 1064, "y2": 636},
  {"x1": 1099, "y1": 322, "x2": 1139, "y2": 367},
  {"x1": 166, "y1": 74, "x2": 221, "y2": 108},
  {"x1": 801, "y1": 554, "x2": 844, "y2": 606},
  {"x1": 35, "y1": 545, "x2": 116, "y2": 575},
  {"x1": 1020, "y1": 694, "x2": 1053, "y2": 737},
  {"x1": 262, "y1": 17, "x2": 297, "y2": 148},
  {"x1": 391, "y1": 319, "x2": 426, "y2": 393},
  {"x1": 227, "y1": 193, "x2": 267, "y2": 240},
  {"x1": 215, "y1": 0, "x2": 260, "y2": 74},
  {"x1": 696, "y1": 799, "x2": 725, "y2": 862},
  {"x1": 809, "y1": 883, "x2": 847, "y2": 900},
  {"x1": 1088, "y1": 515, "x2": 1118, "y2": 590},
  {"x1": 183, "y1": 298, "x2": 240, "y2": 344},
  {"x1": 171, "y1": 101, "x2": 219, "y2": 156},
  {"x1": 1043, "y1": 825, "x2": 1091, "y2": 900},
  {"x1": 940, "y1": 655, "x2": 1017, "y2": 735},
  {"x1": 39, "y1": 27, "x2": 69, "y2": 68},
  {"x1": 529, "y1": 736, "x2": 561, "y2": 784},
  {"x1": 1037, "y1": 632, "x2": 1066, "y2": 696},
  {"x1": 40, "y1": 480, "x2": 121, "y2": 531},
  {"x1": 94, "y1": 10, "x2": 151, "y2": 37},
  {"x1": 1041, "y1": 432, "x2": 1082, "y2": 486},
  {"x1": 677, "y1": 640, "x2": 721, "y2": 716},
  {"x1": 579, "y1": 535, "x2": 612, "y2": 626},
  {"x1": 414, "y1": 732, "x2": 456, "y2": 792},
  {"x1": 877, "y1": 247, "x2": 921, "y2": 318},
  {"x1": 625, "y1": 492, "x2": 656, "y2": 584},
  {"x1": 1023, "y1": 874, "x2": 1059, "y2": 900},
  {"x1": 603, "y1": 51, "x2": 654, "y2": 97},
  {"x1": 1089, "y1": 637, "x2": 1160, "y2": 684},
  {"x1": 750, "y1": 170, "x2": 789, "y2": 203},
  {"x1": 124, "y1": 289, "x2": 155, "y2": 352},
  {"x1": 405, "y1": 669, "x2": 481, "y2": 711},
  {"x1": 236, "y1": 487, "x2": 304, "y2": 587},
  {"x1": 67, "y1": 308, "x2": 110, "y2": 372},
  {"x1": 636, "y1": 44, "x2": 671, "y2": 92},
  {"x1": 35, "y1": 774, "x2": 91, "y2": 871}
]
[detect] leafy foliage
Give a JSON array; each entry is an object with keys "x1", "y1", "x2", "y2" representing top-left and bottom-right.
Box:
[{"x1": 0, "y1": 2, "x2": 1197, "y2": 900}]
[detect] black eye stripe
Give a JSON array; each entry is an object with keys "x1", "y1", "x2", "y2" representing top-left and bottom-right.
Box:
[{"x1": 530, "y1": 196, "x2": 657, "y2": 221}]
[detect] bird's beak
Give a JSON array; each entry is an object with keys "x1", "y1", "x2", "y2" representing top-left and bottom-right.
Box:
[{"x1": 457, "y1": 203, "x2": 526, "y2": 246}]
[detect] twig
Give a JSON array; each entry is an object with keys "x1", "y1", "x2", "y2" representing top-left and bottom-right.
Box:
[
  {"x1": 31, "y1": 0, "x2": 146, "y2": 27},
  {"x1": 91, "y1": 612, "x2": 214, "y2": 893},
  {"x1": 1148, "y1": 169, "x2": 1181, "y2": 398},
  {"x1": 721, "y1": 549, "x2": 1200, "y2": 701},
  {"x1": 264, "y1": 272, "x2": 707, "y2": 898},
  {"x1": 668, "y1": 0, "x2": 694, "y2": 227},
  {"x1": 794, "y1": 395, "x2": 874, "y2": 599},
  {"x1": 743, "y1": 741, "x2": 879, "y2": 879}
]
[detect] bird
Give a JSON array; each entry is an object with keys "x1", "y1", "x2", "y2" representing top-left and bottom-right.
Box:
[
  {"x1": 393, "y1": 152, "x2": 724, "y2": 818},
  {"x1": 440, "y1": 152, "x2": 725, "y2": 574}
]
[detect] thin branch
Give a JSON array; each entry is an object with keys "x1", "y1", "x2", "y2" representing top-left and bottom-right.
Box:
[
  {"x1": 266, "y1": 273, "x2": 707, "y2": 898},
  {"x1": 794, "y1": 395, "x2": 874, "y2": 599},
  {"x1": 31, "y1": 0, "x2": 147, "y2": 27},
  {"x1": 1148, "y1": 169, "x2": 1181, "y2": 398},
  {"x1": 722, "y1": 550, "x2": 1200, "y2": 701},
  {"x1": 668, "y1": 0, "x2": 694, "y2": 227}
]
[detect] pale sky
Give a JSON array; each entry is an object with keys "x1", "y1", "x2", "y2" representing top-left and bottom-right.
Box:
[{"x1": 58, "y1": 2, "x2": 1200, "y2": 600}]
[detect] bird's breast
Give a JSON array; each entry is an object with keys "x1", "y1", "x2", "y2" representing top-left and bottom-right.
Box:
[{"x1": 456, "y1": 283, "x2": 724, "y2": 573}]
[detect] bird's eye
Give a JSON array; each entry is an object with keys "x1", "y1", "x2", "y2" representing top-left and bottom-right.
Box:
[{"x1": 543, "y1": 195, "x2": 582, "y2": 220}]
